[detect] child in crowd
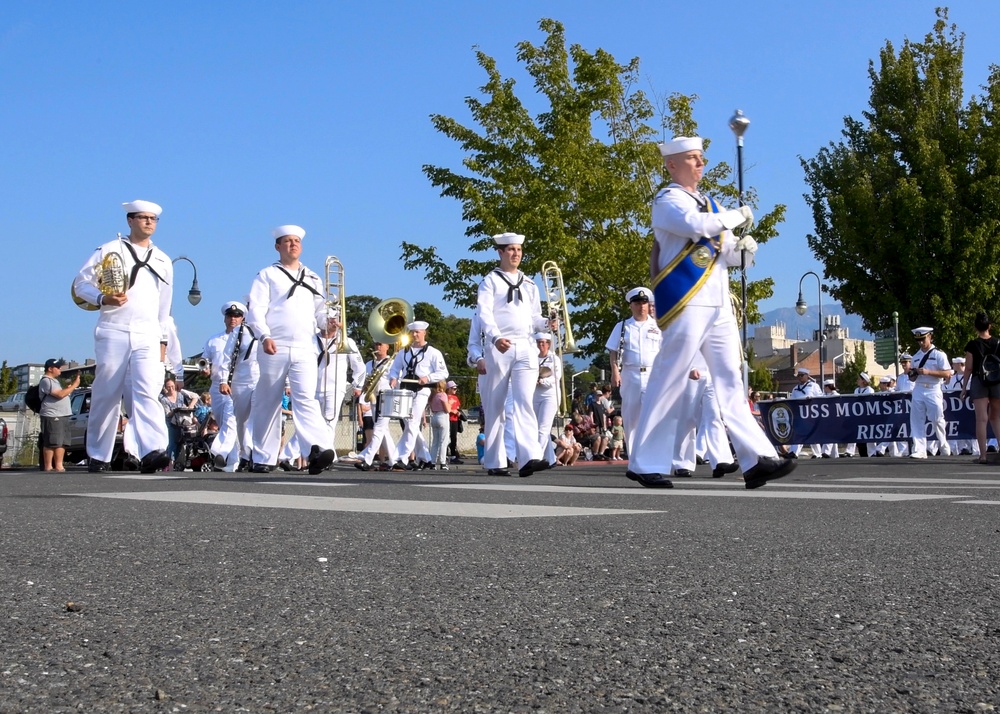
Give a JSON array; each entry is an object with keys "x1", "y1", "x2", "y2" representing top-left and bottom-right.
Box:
[{"x1": 609, "y1": 415, "x2": 625, "y2": 461}]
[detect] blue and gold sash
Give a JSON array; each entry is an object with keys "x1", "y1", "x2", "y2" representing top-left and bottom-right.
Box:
[{"x1": 652, "y1": 194, "x2": 722, "y2": 329}]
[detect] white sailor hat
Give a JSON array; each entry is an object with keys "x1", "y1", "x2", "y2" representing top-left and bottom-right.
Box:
[
  {"x1": 796, "y1": 367, "x2": 811, "y2": 376},
  {"x1": 879, "y1": 375, "x2": 892, "y2": 384},
  {"x1": 859, "y1": 372, "x2": 871, "y2": 383},
  {"x1": 324, "y1": 305, "x2": 341, "y2": 320},
  {"x1": 657, "y1": 136, "x2": 703, "y2": 157},
  {"x1": 407, "y1": 320, "x2": 429, "y2": 331},
  {"x1": 626, "y1": 287, "x2": 652, "y2": 303},
  {"x1": 533, "y1": 331, "x2": 553, "y2": 342},
  {"x1": 899, "y1": 353, "x2": 912, "y2": 361},
  {"x1": 823, "y1": 379, "x2": 836, "y2": 387},
  {"x1": 272, "y1": 224, "x2": 306, "y2": 240},
  {"x1": 221, "y1": 301, "x2": 247, "y2": 316},
  {"x1": 912, "y1": 326, "x2": 934, "y2": 337},
  {"x1": 492, "y1": 232, "x2": 524, "y2": 246},
  {"x1": 122, "y1": 199, "x2": 162, "y2": 216},
  {"x1": 952, "y1": 356, "x2": 966, "y2": 364}
]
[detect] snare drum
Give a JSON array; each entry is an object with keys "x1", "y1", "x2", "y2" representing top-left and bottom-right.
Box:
[{"x1": 377, "y1": 389, "x2": 415, "y2": 419}]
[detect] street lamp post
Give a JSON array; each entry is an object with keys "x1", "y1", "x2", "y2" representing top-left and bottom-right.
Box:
[
  {"x1": 172, "y1": 255, "x2": 202, "y2": 306},
  {"x1": 729, "y1": 109, "x2": 751, "y2": 392},
  {"x1": 795, "y1": 271, "x2": 824, "y2": 386}
]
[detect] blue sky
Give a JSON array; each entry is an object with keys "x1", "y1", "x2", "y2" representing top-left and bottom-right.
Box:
[{"x1": 2, "y1": 1, "x2": 997, "y2": 367}]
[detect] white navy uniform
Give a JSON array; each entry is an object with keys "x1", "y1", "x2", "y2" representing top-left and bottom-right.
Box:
[
  {"x1": 630, "y1": 185, "x2": 779, "y2": 475},
  {"x1": 389, "y1": 342, "x2": 449, "y2": 465},
  {"x1": 909, "y1": 344, "x2": 952, "y2": 458},
  {"x1": 314, "y1": 333, "x2": 366, "y2": 422},
  {"x1": 789, "y1": 377, "x2": 823, "y2": 457},
  {"x1": 605, "y1": 315, "x2": 660, "y2": 453},
  {"x1": 246, "y1": 262, "x2": 332, "y2": 466},
  {"x1": 844, "y1": 384, "x2": 875, "y2": 457},
  {"x1": 467, "y1": 311, "x2": 516, "y2": 465},
  {"x1": 533, "y1": 347, "x2": 562, "y2": 464},
  {"x1": 674, "y1": 359, "x2": 731, "y2": 471},
  {"x1": 218, "y1": 323, "x2": 260, "y2": 465},
  {"x1": 203, "y1": 329, "x2": 239, "y2": 469},
  {"x1": 357, "y1": 355, "x2": 399, "y2": 467},
  {"x1": 821, "y1": 387, "x2": 841, "y2": 458},
  {"x1": 73, "y1": 234, "x2": 172, "y2": 462},
  {"x1": 477, "y1": 268, "x2": 550, "y2": 470}
]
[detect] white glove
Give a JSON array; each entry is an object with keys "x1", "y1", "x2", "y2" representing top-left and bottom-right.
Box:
[
  {"x1": 735, "y1": 234, "x2": 758, "y2": 254},
  {"x1": 737, "y1": 205, "x2": 754, "y2": 230}
]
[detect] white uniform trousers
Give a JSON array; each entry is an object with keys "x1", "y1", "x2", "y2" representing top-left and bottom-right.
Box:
[
  {"x1": 476, "y1": 373, "x2": 516, "y2": 467},
  {"x1": 630, "y1": 306, "x2": 776, "y2": 475},
  {"x1": 396, "y1": 388, "x2": 432, "y2": 463},
  {"x1": 88, "y1": 326, "x2": 168, "y2": 462},
  {"x1": 532, "y1": 389, "x2": 559, "y2": 465},
  {"x1": 482, "y1": 337, "x2": 543, "y2": 469},
  {"x1": 230, "y1": 378, "x2": 256, "y2": 461},
  {"x1": 358, "y1": 409, "x2": 399, "y2": 466},
  {"x1": 619, "y1": 367, "x2": 650, "y2": 455},
  {"x1": 318, "y1": 381, "x2": 350, "y2": 423},
  {"x1": 910, "y1": 384, "x2": 950, "y2": 457},
  {"x1": 821, "y1": 443, "x2": 840, "y2": 458},
  {"x1": 208, "y1": 385, "x2": 239, "y2": 470},
  {"x1": 697, "y1": 376, "x2": 732, "y2": 468},
  {"x1": 673, "y1": 374, "x2": 729, "y2": 470},
  {"x1": 252, "y1": 346, "x2": 333, "y2": 466}
]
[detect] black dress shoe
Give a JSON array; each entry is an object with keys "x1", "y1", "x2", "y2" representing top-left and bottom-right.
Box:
[
  {"x1": 696, "y1": 456, "x2": 709, "y2": 465},
  {"x1": 518, "y1": 459, "x2": 551, "y2": 478},
  {"x1": 278, "y1": 460, "x2": 292, "y2": 472},
  {"x1": 712, "y1": 462, "x2": 739, "y2": 478},
  {"x1": 744, "y1": 457, "x2": 797, "y2": 490},
  {"x1": 354, "y1": 461, "x2": 371, "y2": 471},
  {"x1": 139, "y1": 450, "x2": 170, "y2": 474},
  {"x1": 625, "y1": 470, "x2": 673, "y2": 489},
  {"x1": 419, "y1": 460, "x2": 435, "y2": 470},
  {"x1": 87, "y1": 458, "x2": 111, "y2": 473},
  {"x1": 450, "y1": 457, "x2": 464, "y2": 465},
  {"x1": 487, "y1": 468, "x2": 511, "y2": 477},
  {"x1": 308, "y1": 445, "x2": 336, "y2": 475},
  {"x1": 391, "y1": 461, "x2": 409, "y2": 472},
  {"x1": 517, "y1": 458, "x2": 544, "y2": 478},
  {"x1": 237, "y1": 458, "x2": 250, "y2": 472},
  {"x1": 672, "y1": 469, "x2": 693, "y2": 478},
  {"x1": 251, "y1": 463, "x2": 273, "y2": 473}
]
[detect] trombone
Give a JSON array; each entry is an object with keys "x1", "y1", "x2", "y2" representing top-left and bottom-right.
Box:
[
  {"x1": 540, "y1": 260, "x2": 577, "y2": 414},
  {"x1": 324, "y1": 256, "x2": 348, "y2": 354}
]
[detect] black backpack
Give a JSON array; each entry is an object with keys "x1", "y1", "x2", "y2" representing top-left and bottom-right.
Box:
[
  {"x1": 983, "y1": 344, "x2": 1000, "y2": 387},
  {"x1": 25, "y1": 383, "x2": 42, "y2": 413}
]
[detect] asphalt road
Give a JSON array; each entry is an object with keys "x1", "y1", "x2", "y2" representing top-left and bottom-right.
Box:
[{"x1": 1, "y1": 456, "x2": 998, "y2": 712}]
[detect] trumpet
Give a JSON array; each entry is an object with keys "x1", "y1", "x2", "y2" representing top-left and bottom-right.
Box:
[
  {"x1": 540, "y1": 260, "x2": 577, "y2": 414},
  {"x1": 324, "y1": 256, "x2": 348, "y2": 354}
]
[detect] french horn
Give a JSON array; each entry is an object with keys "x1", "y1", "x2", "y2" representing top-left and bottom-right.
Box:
[{"x1": 72, "y1": 251, "x2": 127, "y2": 310}]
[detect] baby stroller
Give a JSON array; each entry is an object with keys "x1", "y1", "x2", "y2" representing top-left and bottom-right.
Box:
[{"x1": 171, "y1": 407, "x2": 215, "y2": 472}]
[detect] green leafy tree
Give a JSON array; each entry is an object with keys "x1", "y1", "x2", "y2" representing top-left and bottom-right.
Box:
[
  {"x1": 747, "y1": 346, "x2": 777, "y2": 393},
  {"x1": 405, "y1": 18, "x2": 783, "y2": 356},
  {"x1": 0, "y1": 361, "x2": 17, "y2": 398},
  {"x1": 802, "y1": 8, "x2": 1000, "y2": 357},
  {"x1": 837, "y1": 343, "x2": 869, "y2": 395}
]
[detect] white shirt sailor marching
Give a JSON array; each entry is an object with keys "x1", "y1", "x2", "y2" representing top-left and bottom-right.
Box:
[
  {"x1": 72, "y1": 200, "x2": 173, "y2": 472},
  {"x1": 245, "y1": 225, "x2": 336, "y2": 473},
  {"x1": 476, "y1": 233, "x2": 552, "y2": 477},
  {"x1": 605, "y1": 287, "x2": 661, "y2": 454},
  {"x1": 908, "y1": 327, "x2": 952, "y2": 459},
  {"x1": 789, "y1": 368, "x2": 823, "y2": 458},
  {"x1": 388, "y1": 321, "x2": 449, "y2": 469}
]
